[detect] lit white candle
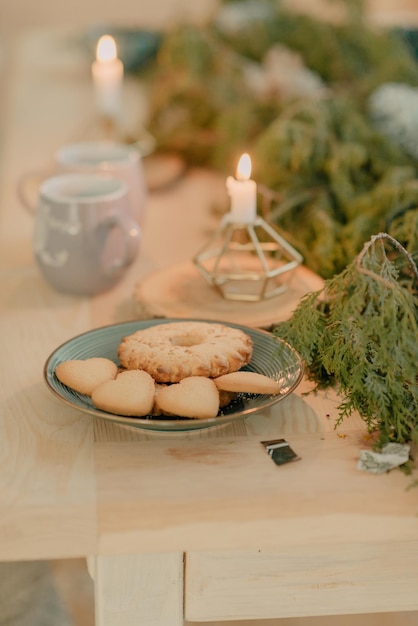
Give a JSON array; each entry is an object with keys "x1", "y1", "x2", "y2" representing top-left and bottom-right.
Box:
[
  {"x1": 92, "y1": 35, "x2": 123, "y2": 120},
  {"x1": 226, "y1": 153, "x2": 257, "y2": 222}
]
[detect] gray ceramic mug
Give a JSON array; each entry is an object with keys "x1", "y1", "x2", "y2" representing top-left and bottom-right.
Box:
[
  {"x1": 33, "y1": 173, "x2": 140, "y2": 295},
  {"x1": 55, "y1": 141, "x2": 147, "y2": 226},
  {"x1": 19, "y1": 140, "x2": 147, "y2": 226}
]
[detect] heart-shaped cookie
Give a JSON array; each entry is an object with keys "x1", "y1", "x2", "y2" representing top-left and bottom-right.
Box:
[
  {"x1": 91, "y1": 369, "x2": 155, "y2": 416},
  {"x1": 55, "y1": 357, "x2": 118, "y2": 396},
  {"x1": 157, "y1": 376, "x2": 220, "y2": 419}
]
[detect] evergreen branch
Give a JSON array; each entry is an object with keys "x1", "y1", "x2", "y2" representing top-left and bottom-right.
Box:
[
  {"x1": 356, "y1": 232, "x2": 418, "y2": 287},
  {"x1": 274, "y1": 233, "x2": 418, "y2": 446},
  {"x1": 145, "y1": 4, "x2": 418, "y2": 279}
]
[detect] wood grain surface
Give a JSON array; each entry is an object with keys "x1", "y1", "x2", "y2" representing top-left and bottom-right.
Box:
[{"x1": 134, "y1": 261, "x2": 324, "y2": 328}]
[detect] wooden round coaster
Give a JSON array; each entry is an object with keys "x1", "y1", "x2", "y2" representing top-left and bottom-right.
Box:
[{"x1": 134, "y1": 261, "x2": 324, "y2": 328}]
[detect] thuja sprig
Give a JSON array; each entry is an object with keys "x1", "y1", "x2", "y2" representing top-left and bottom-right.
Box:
[{"x1": 274, "y1": 233, "x2": 418, "y2": 445}]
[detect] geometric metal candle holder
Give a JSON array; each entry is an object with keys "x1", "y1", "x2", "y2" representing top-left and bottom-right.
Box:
[{"x1": 193, "y1": 214, "x2": 303, "y2": 302}]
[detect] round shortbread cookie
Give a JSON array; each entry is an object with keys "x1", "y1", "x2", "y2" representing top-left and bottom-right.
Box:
[
  {"x1": 156, "y1": 376, "x2": 220, "y2": 419},
  {"x1": 214, "y1": 371, "x2": 280, "y2": 395},
  {"x1": 55, "y1": 357, "x2": 118, "y2": 396},
  {"x1": 91, "y1": 369, "x2": 155, "y2": 416},
  {"x1": 117, "y1": 321, "x2": 253, "y2": 383}
]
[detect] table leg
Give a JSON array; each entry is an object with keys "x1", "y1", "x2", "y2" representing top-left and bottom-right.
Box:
[{"x1": 92, "y1": 553, "x2": 184, "y2": 626}]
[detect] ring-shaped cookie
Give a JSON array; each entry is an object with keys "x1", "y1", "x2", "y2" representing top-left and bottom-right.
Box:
[{"x1": 117, "y1": 321, "x2": 253, "y2": 383}]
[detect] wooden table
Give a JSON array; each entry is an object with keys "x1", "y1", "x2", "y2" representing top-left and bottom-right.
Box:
[{"x1": 0, "y1": 28, "x2": 417, "y2": 626}]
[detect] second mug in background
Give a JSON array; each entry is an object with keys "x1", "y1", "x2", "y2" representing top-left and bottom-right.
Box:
[
  {"x1": 33, "y1": 173, "x2": 141, "y2": 296},
  {"x1": 19, "y1": 141, "x2": 147, "y2": 227}
]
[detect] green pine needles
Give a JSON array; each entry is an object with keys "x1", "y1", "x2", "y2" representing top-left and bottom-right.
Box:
[
  {"x1": 145, "y1": 0, "x2": 418, "y2": 279},
  {"x1": 274, "y1": 233, "x2": 418, "y2": 445}
]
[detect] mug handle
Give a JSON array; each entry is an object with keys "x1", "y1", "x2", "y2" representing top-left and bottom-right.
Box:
[
  {"x1": 100, "y1": 215, "x2": 141, "y2": 275},
  {"x1": 17, "y1": 169, "x2": 51, "y2": 214}
]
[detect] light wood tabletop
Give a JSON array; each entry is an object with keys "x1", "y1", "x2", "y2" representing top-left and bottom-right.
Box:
[{"x1": 0, "y1": 25, "x2": 417, "y2": 626}]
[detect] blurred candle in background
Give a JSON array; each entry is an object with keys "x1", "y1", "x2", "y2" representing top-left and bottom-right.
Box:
[
  {"x1": 226, "y1": 153, "x2": 257, "y2": 222},
  {"x1": 92, "y1": 35, "x2": 123, "y2": 120}
]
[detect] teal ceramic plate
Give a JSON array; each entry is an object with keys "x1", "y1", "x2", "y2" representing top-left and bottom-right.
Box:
[{"x1": 44, "y1": 318, "x2": 304, "y2": 432}]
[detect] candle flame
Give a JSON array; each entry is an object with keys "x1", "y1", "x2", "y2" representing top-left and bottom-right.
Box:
[
  {"x1": 236, "y1": 153, "x2": 252, "y2": 181},
  {"x1": 96, "y1": 35, "x2": 118, "y2": 62}
]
